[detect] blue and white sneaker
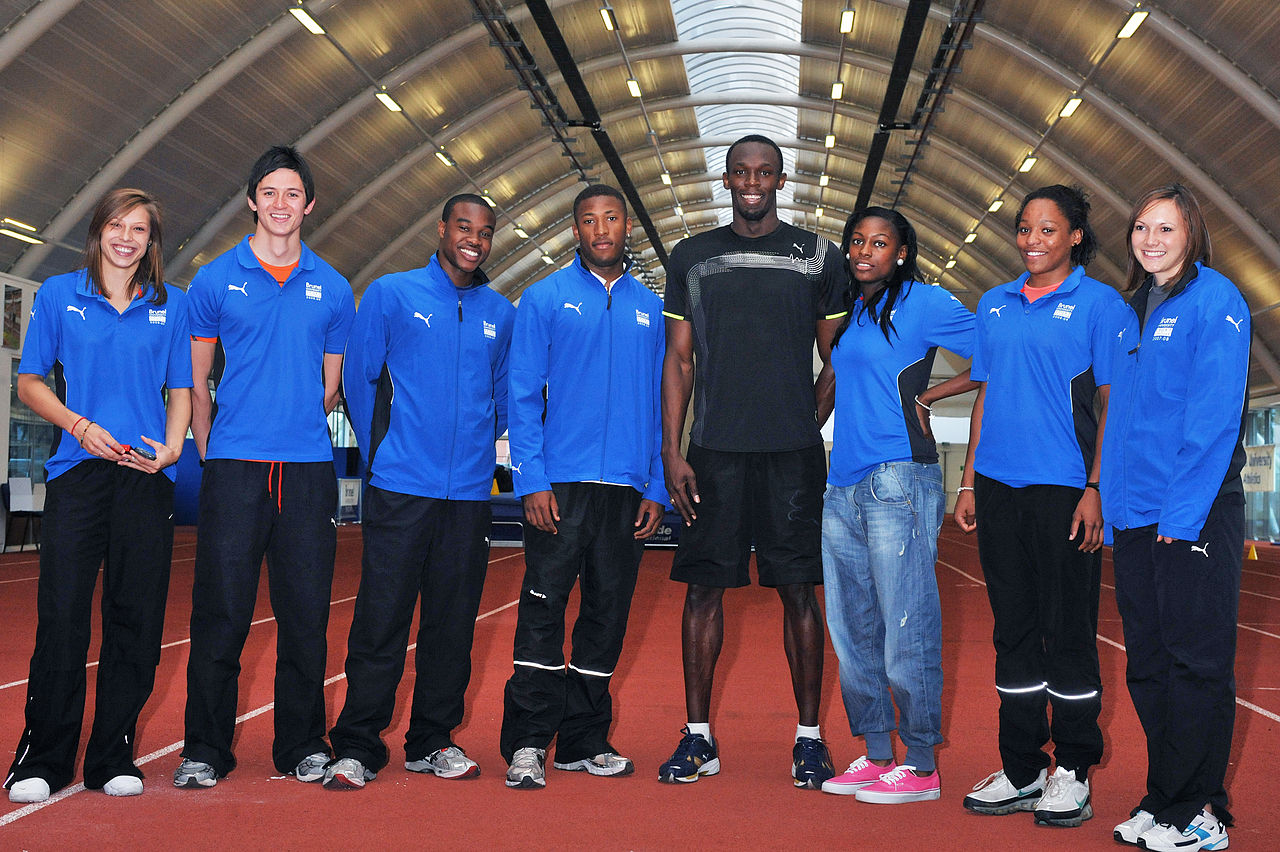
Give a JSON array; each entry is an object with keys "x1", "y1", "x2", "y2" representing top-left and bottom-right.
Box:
[
  {"x1": 658, "y1": 727, "x2": 720, "y2": 783},
  {"x1": 791, "y1": 737, "x2": 835, "y2": 789},
  {"x1": 1137, "y1": 810, "x2": 1229, "y2": 851}
]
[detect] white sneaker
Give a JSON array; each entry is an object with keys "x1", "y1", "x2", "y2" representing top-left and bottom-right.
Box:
[
  {"x1": 1114, "y1": 809, "x2": 1155, "y2": 844},
  {"x1": 322, "y1": 757, "x2": 376, "y2": 791},
  {"x1": 103, "y1": 775, "x2": 144, "y2": 797},
  {"x1": 8, "y1": 777, "x2": 50, "y2": 803},
  {"x1": 1033, "y1": 766, "x2": 1092, "y2": 827},
  {"x1": 962, "y1": 767, "x2": 1046, "y2": 815},
  {"x1": 1137, "y1": 810, "x2": 1229, "y2": 851}
]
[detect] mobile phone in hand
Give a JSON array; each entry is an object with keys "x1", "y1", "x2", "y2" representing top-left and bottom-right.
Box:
[{"x1": 131, "y1": 444, "x2": 157, "y2": 461}]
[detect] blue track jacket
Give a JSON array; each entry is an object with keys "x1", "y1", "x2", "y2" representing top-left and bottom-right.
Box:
[
  {"x1": 343, "y1": 254, "x2": 515, "y2": 500},
  {"x1": 508, "y1": 253, "x2": 666, "y2": 504},
  {"x1": 1102, "y1": 262, "x2": 1250, "y2": 540}
]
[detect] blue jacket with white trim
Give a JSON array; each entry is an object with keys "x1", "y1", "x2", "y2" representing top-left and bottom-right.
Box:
[
  {"x1": 343, "y1": 254, "x2": 514, "y2": 500},
  {"x1": 1102, "y1": 262, "x2": 1249, "y2": 540},
  {"x1": 508, "y1": 253, "x2": 666, "y2": 504}
]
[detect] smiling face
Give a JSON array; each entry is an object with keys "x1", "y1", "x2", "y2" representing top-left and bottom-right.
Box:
[
  {"x1": 248, "y1": 168, "x2": 314, "y2": 240},
  {"x1": 436, "y1": 201, "x2": 495, "y2": 287},
  {"x1": 99, "y1": 205, "x2": 151, "y2": 275},
  {"x1": 572, "y1": 194, "x2": 632, "y2": 278},
  {"x1": 1016, "y1": 198, "x2": 1080, "y2": 285},
  {"x1": 1131, "y1": 197, "x2": 1190, "y2": 287},
  {"x1": 847, "y1": 215, "x2": 906, "y2": 292},
  {"x1": 723, "y1": 141, "x2": 785, "y2": 230}
]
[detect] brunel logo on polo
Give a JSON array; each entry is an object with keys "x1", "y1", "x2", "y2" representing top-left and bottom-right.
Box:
[
  {"x1": 1052, "y1": 302, "x2": 1076, "y2": 321},
  {"x1": 484, "y1": 321, "x2": 497, "y2": 340},
  {"x1": 149, "y1": 309, "x2": 167, "y2": 325},
  {"x1": 635, "y1": 309, "x2": 650, "y2": 328},
  {"x1": 305, "y1": 282, "x2": 322, "y2": 301}
]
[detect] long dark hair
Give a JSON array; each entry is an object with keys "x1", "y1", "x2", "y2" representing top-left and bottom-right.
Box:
[
  {"x1": 83, "y1": 188, "x2": 167, "y2": 306},
  {"x1": 833, "y1": 206, "x2": 922, "y2": 347},
  {"x1": 1124, "y1": 183, "x2": 1211, "y2": 292},
  {"x1": 1015, "y1": 184, "x2": 1097, "y2": 268}
]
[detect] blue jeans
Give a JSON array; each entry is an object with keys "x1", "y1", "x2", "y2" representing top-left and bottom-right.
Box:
[{"x1": 822, "y1": 462, "x2": 945, "y2": 771}]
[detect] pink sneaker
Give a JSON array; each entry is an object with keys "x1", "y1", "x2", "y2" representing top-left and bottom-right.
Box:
[
  {"x1": 820, "y1": 755, "x2": 896, "y2": 795},
  {"x1": 854, "y1": 765, "x2": 941, "y2": 803}
]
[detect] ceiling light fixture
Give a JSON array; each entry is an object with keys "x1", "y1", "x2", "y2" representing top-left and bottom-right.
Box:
[
  {"x1": 541, "y1": 254, "x2": 555, "y2": 265},
  {"x1": 964, "y1": 232, "x2": 977, "y2": 243},
  {"x1": 824, "y1": 134, "x2": 836, "y2": 149},
  {"x1": 819, "y1": 174, "x2": 829, "y2": 187},
  {"x1": 673, "y1": 205, "x2": 684, "y2": 217},
  {"x1": 839, "y1": 7, "x2": 855, "y2": 34},
  {"x1": 988, "y1": 199, "x2": 1004, "y2": 212},
  {"x1": 661, "y1": 172, "x2": 672, "y2": 185},
  {"x1": 1117, "y1": 10, "x2": 1148, "y2": 39},
  {"x1": 945, "y1": 258, "x2": 957, "y2": 269},
  {"x1": 481, "y1": 193, "x2": 496, "y2": 208},
  {"x1": 513, "y1": 226, "x2": 530, "y2": 239},
  {"x1": 1019, "y1": 156, "x2": 1037, "y2": 173},
  {"x1": 434, "y1": 149, "x2": 455, "y2": 167},
  {"x1": 626, "y1": 78, "x2": 642, "y2": 98},
  {"x1": 815, "y1": 207, "x2": 824, "y2": 218},
  {"x1": 600, "y1": 5, "x2": 617, "y2": 32},
  {"x1": 831, "y1": 81, "x2": 844, "y2": 100},
  {"x1": 289, "y1": 6, "x2": 326, "y2": 35},
  {"x1": 2, "y1": 217, "x2": 36, "y2": 232},
  {"x1": 0, "y1": 228, "x2": 42, "y2": 245},
  {"x1": 375, "y1": 91, "x2": 402, "y2": 112},
  {"x1": 1060, "y1": 97, "x2": 1083, "y2": 118}
]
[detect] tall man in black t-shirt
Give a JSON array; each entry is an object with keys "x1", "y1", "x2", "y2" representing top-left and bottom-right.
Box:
[{"x1": 657, "y1": 135, "x2": 848, "y2": 789}]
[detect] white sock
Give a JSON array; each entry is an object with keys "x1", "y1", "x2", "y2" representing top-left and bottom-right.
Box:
[
  {"x1": 796, "y1": 724, "x2": 821, "y2": 742},
  {"x1": 687, "y1": 722, "x2": 712, "y2": 743}
]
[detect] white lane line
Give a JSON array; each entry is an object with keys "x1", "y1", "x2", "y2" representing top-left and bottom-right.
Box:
[
  {"x1": 0, "y1": 579, "x2": 524, "y2": 825},
  {"x1": 0, "y1": 551, "x2": 526, "y2": 692},
  {"x1": 938, "y1": 558, "x2": 1280, "y2": 723}
]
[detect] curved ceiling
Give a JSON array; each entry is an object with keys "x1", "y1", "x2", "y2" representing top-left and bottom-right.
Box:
[{"x1": 2, "y1": 0, "x2": 1280, "y2": 396}]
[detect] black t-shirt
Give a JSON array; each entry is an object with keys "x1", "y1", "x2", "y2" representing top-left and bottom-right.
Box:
[{"x1": 663, "y1": 222, "x2": 847, "y2": 452}]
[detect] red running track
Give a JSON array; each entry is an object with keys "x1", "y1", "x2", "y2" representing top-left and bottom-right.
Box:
[{"x1": 0, "y1": 521, "x2": 1276, "y2": 849}]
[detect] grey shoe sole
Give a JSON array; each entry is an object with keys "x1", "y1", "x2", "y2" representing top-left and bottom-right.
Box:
[
  {"x1": 1034, "y1": 802, "x2": 1094, "y2": 828},
  {"x1": 552, "y1": 758, "x2": 634, "y2": 777}
]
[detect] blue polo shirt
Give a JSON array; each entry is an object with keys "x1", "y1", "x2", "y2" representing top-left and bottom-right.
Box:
[
  {"x1": 186, "y1": 236, "x2": 355, "y2": 462},
  {"x1": 344, "y1": 255, "x2": 515, "y2": 500},
  {"x1": 828, "y1": 281, "x2": 974, "y2": 486},
  {"x1": 972, "y1": 266, "x2": 1122, "y2": 488},
  {"x1": 19, "y1": 271, "x2": 193, "y2": 482}
]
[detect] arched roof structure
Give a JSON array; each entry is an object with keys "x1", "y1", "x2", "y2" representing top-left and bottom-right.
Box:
[{"x1": 2, "y1": 0, "x2": 1279, "y2": 395}]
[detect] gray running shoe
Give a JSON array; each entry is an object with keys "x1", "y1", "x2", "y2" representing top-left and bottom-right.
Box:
[
  {"x1": 323, "y1": 757, "x2": 376, "y2": 791},
  {"x1": 294, "y1": 752, "x2": 330, "y2": 782},
  {"x1": 173, "y1": 758, "x2": 218, "y2": 789},
  {"x1": 553, "y1": 752, "x2": 635, "y2": 776},
  {"x1": 505, "y1": 747, "x2": 546, "y2": 789},
  {"x1": 406, "y1": 745, "x2": 480, "y2": 779}
]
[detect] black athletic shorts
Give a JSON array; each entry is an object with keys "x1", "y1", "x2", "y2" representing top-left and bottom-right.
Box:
[{"x1": 670, "y1": 443, "x2": 825, "y2": 588}]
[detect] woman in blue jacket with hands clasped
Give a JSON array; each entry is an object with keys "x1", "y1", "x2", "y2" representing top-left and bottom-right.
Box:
[{"x1": 1104, "y1": 184, "x2": 1249, "y2": 852}]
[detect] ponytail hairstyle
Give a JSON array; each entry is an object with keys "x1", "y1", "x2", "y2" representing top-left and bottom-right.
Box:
[
  {"x1": 83, "y1": 188, "x2": 167, "y2": 306},
  {"x1": 1124, "y1": 183, "x2": 1211, "y2": 292},
  {"x1": 833, "y1": 206, "x2": 922, "y2": 347},
  {"x1": 1015, "y1": 184, "x2": 1097, "y2": 268}
]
